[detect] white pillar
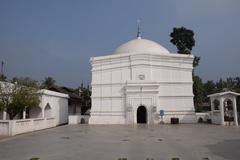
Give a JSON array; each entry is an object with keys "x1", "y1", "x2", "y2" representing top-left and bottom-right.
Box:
[
  {"x1": 134, "y1": 108, "x2": 136, "y2": 124},
  {"x1": 9, "y1": 120, "x2": 16, "y2": 136},
  {"x1": 233, "y1": 97, "x2": 238, "y2": 126},
  {"x1": 3, "y1": 110, "x2": 7, "y2": 120},
  {"x1": 23, "y1": 109, "x2": 26, "y2": 119},
  {"x1": 220, "y1": 97, "x2": 225, "y2": 125},
  {"x1": 210, "y1": 98, "x2": 214, "y2": 118},
  {"x1": 42, "y1": 108, "x2": 45, "y2": 118}
]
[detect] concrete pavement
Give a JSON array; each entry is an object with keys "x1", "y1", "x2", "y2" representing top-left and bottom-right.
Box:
[{"x1": 0, "y1": 124, "x2": 240, "y2": 160}]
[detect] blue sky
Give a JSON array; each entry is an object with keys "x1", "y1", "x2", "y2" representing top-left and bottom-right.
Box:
[{"x1": 0, "y1": 0, "x2": 240, "y2": 87}]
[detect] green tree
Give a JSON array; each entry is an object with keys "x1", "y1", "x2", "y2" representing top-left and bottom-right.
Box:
[
  {"x1": 41, "y1": 76, "x2": 56, "y2": 89},
  {"x1": 78, "y1": 84, "x2": 91, "y2": 115},
  {"x1": 0, "y1": 74, "x2": 7, "y2": 81},
  {"x1": 0, "y1": 83, "x2": 40, "y2": 120},
  {"x1": 193, "y1": 75, "x2": 204, "y2": 112},
  {"x1": 234, "y1": 77, "x2": 240, "y2": 92},
  {"x1": 170, "y1": 27, "x2": 195, "y2": 54},
  {"x1": 170, "y1": 27, "x2": 200, "y2": 67},
  {"x1": 215, "y1": 78, "x2": 227, "y2": 92},
  {"x1": 225, "y1": 77, "x2": 235, "y2": 91},
  {"x1": 203, "y1": 80, "x2": 216, "y2": 100},
  {"x1": 11, "y1": 77, "x2": 39, "y2": 88},
  {"x1": 193, "y1": 56, "x2": 200, "y2": 68}
]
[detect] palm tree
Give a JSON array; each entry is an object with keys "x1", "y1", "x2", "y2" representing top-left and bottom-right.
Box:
[{"x1": 41, "y1": 76, "x2": 56, "y2": 89}]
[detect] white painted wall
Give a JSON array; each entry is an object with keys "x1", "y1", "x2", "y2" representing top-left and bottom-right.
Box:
[
  {"x1": 68, "y1": 115, "x2": 90, "y2": 124},
  {"x1": 29, "y1": 106, "x2": 42, "y2": 118},
  {"x1": 195, "y1": 112, "x2": 211, "y2": 122},
  {"x1": 0, "y1": 118, "x2": 56, "y2": 136},
  {"x1": 44, "y1": 104, "x2": 52, "y2": 118},
  {"x1": 39, "y1": 90, "x2": 69, "y2": 125}
]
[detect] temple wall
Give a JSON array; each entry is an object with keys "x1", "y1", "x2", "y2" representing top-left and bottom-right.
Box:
[{"x1": 90, "y1": 53, "x2": 195, "y2": 124}]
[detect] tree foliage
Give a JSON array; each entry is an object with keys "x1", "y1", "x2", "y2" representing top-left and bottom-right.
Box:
[
  {"x1": 0, "y1": 74, "x2": 7, "y2": 81},
  {"x1": 170, "y1": 27, "x2": 195, "y2": 54},
  {"x1": 195, "y1": 76, "x2": 240, "y2": 112},
  {"x1": 41, "y1": 76, "x2": 56, "y2": 89},
  {"x1": 203, "y1": 80, "x2": 216, "y2": 101},
  {"x1": 76, "y1": 84, "x2": 91, "y2": 115},
  {"x1": 11, "y1": 77, "x2": 39, "y2": 88},
  {"x1": 170, "y1": 26, "x2": 200, "y2": 68},
  {"x1": 0, "y1": 82, "x2": 40, "y2": 119},
  {"x1": 193, "y1": 75, "x2": 204, "y2": 110}
]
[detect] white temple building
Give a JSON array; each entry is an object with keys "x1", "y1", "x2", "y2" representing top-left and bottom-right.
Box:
[{"x1": 89, "y1": 31, "x2": 196, "y2": 124}]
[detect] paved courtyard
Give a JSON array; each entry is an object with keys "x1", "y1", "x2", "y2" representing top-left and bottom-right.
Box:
[{"x1": 0, "y1": 124, "x2": 240, "y2": 160}]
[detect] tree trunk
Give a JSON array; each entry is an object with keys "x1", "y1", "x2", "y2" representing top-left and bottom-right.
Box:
[
  {"x1": 9, "y1": 114, "x2": 14, "y2": 120},
  {"x1": 7, "y1": 110, "x2": 16, "y2": 120}
]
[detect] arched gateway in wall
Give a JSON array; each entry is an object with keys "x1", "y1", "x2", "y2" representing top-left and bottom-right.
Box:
[{"x1": 137, "y1": 106, "x2": 147, "y2": 124}]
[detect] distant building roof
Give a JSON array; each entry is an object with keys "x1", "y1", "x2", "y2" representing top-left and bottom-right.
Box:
[{"x1": 48, "y1": 85, "x2": 81, "y2": 101}]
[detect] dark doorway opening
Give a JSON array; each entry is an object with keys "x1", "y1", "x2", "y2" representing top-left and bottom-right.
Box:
[
  {"x1": 80, "y1": 118, "x2": 85, "y2": 124},
  {"x1": 224, "y1": 99, "x2": 234, "y2": 122},
  {"x1": 137, "y1": 105, "x2": 147, "y2": 124}
]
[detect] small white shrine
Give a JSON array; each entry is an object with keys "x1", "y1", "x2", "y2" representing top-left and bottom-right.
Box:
[{"x1": 208, "y1": 91, "x2": 240, "y2": 126}]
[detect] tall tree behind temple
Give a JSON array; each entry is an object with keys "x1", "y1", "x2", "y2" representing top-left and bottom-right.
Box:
[
  {"x1": 170, "y1": 27, "x2": 200, "y2": 68},
  {"x1": 170, "y1": 27, "x2": 195, "y2": 54},
  {"x1": 193, "y1": 75, "x2": 204, "y2": 110}
]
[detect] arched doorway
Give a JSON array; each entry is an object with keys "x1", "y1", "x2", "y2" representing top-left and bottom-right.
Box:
[
  {"x1": 137, "y1": 105, "x2": 147, "y2": 124},
  {"x1": 80, "y1": 118, "x2": 85, "y2": 124}
]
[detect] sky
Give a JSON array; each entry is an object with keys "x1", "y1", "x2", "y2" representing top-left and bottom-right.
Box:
[{"x1": 0, "y1": 0, "x2": 240, "y2": 88}]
